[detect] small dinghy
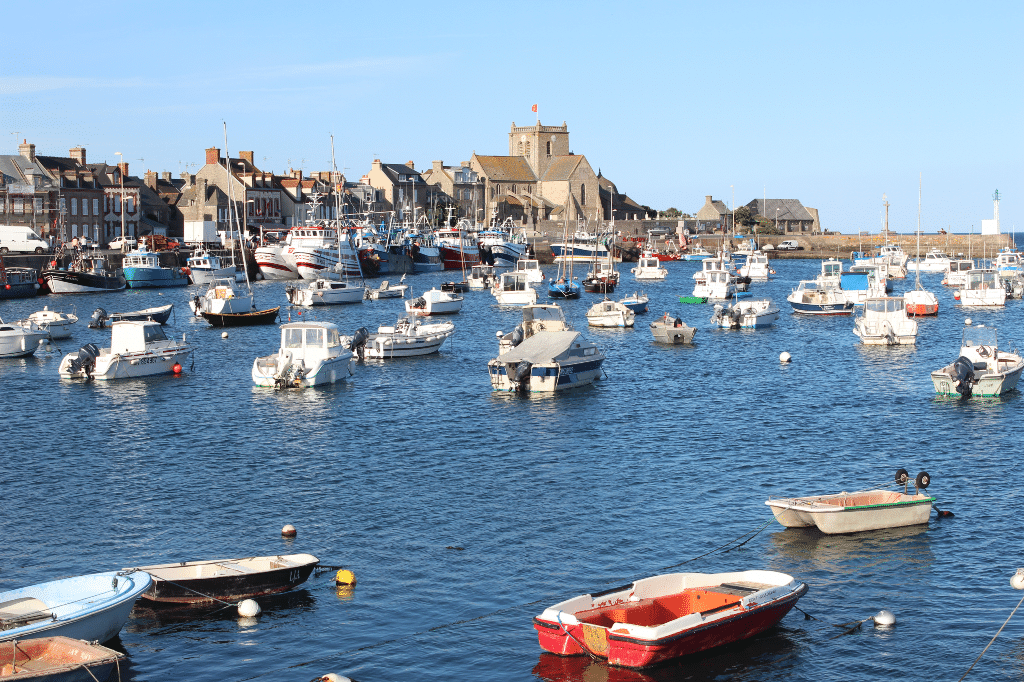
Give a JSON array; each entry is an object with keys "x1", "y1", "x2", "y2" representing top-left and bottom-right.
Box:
[
  {"x1": 362, "y1": 316, "x2": 455, "y2": 359},
  {"x1": 0, "y1": 637, "x2": 123, "y2": 681},
  {"x1": 13, "y1": 307, "x2": 78, "y2": 340},
  {"x1": 534, "y1": 570, "x2": 807, "y2": 669},
  {"x1": 931, "y1": 321, "x2": 1024, "y2": 397},
  {"x1": 0, "y1": 571, "x2": 151, "y2": 644},
  {"x1": 650, "y1": 313, "x2": 696, "y2": 344},
  {"x1": 366, "y1": 276, "x2": 409, "y2": 300},
  {"x1": 129, "y1": 554, "x2": 320, "y2": 605},
  {"x1": 766, "y1": 468, "x2": 935, "y2": 534},
  {"x1": 201, "y1": 307, "x2": 280, "y2": 328},
  {"x1": 618, "y1": 292, "x2": 649, "y2": 315},
  {"x1": 88, "y1": 304, "x2": 174, "y2": 328}
]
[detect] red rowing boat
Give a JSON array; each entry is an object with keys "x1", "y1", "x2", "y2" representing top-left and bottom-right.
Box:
[{"x1": 533, "y1": 570, "x2": 807, "y2": 669}]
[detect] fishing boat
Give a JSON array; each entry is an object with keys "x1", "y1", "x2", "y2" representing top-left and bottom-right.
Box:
[
  {"x1": 550, "y1": 229, "x2": 617, "y2": 263},
  {"x1": 650, "y1": 313, "x2": 696, "y2": 344},
  {"x1": 435, "y1": 225, "x2": 479, "y2": 270},
  {"x1": 738, "y1": 251, "x2": 773, "y2": 279},
  {"x1": 533, "y1": 569, "x2": 807, "y2": 668},
  {"x1": 366, "y1": 276, "x2": 408, "y2": 300},
  {"x1": 630, "y1": 254, "x2": 667, "y2": 280},
  {"x1": 286, "y1": 276, "x2": 365, "y2": 306},
  {"x1": 941, "y1": 259, "x2": 975, "y2": 288},
  {"x1": 619, "y1": 291, "x2": 649, "y2": 315},
  {"x1": 586, "y1": 299, "x2": 635, "y2": 328},
  {"x1": 129, "y1": 554, "x2": 320, "y2": 605},
  {"x1": 957, "y1": 269, "x2": 1006, "y2": 306},
  {"x1": 121, "y1": 247, "x2": 188, "y2": 288},
  {"x1": 691, "y1": 259, "x2": 736, "y2": 300},
  {"x1": 680, "y1": 244, "x2": 713, "y2": 261},
  {"x1": 12, "y1": 307, "x2": 78, "y2": 340},
  {"x1": 489, "y1": 304, "x2": 604, "y2": 393},
  {"x1": 787, "y1": 281, "x2": 854, "y2": 315},
  {"x1": 185, "y1": 250, "x2": 235, "y2": 285},
  {"x1": 405, "y1": 288, "x2": 464, "y2": 316},
  {"x1": 252, "y1": 321, "x2": 360, "y2": 388},
  {"x1": 513, "y1": 258, "x2": 545, "y2": 283},
  {"x1": 362, "y1": 316, "x2": 455, "y2": 359},
  {"x1": 0, "y1": 265, "x2": 41, "y2": 299},
  {"x1": 89, "y1": 304, "x2": 174, "y2": 328},
  {"x1": 477, "y1": 219, "x2": 528, "y2": 267},
  {"x1": 710, "y1": 298, "x2": 780, "y2": 329},
  {"x1": 0, "y1": 570, "x2": 151, "y2": 644},
  {"x1": 993, "y1": 249, "x2": 1022, "y2": 276},
  {"x1": 190, "y1": 278, "x2": 256, "y2": 316},
  {"x1": 931, "y1": 321, "x2": 1024, "y2": 397},
  {"x1": 766, "y1": 469, "x2": 934, "y2": 534},
  {"x1": 467, "y1": 264, "x2": 497, "y2": 290},
  {"x1": 0, "y1": 636, "x2": 123, "y2": 681},
  {"x1": 42, "y1": 256, "x2": 125, "y2": 294},
  {"x1": 493, "y1": 271, "x2": 538, "y2": 306},
  {"x1": 911, "y1": 248, "x2": 952, "y2": 273},
  {"x1": 853, "y1": 297, "x2": 918, "y2": 345},
  {"x1": 0, "y1": 318, "x2": 48, "y2": 358},
  {"x1": 59, "y1": 321, "x2": 195, "y2": 380}
]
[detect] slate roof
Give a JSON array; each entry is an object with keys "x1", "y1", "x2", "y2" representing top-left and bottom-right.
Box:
[
  {"x1": 474, "y1": 156, "x2": 537, "y2": 182},
  {"x1": 381, "y1": 163, "x2": 423, "y2": 183},
  {"x1": 0, "y1": 155, "x2": 53, "y2": 187},
  {"x1": 745, "y1": 198, "x2": 813, "y2": 221}
]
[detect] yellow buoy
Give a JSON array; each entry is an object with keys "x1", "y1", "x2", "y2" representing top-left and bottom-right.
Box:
[{"x1": 335, "y1": 569, "x2": 357, "y2": 586}]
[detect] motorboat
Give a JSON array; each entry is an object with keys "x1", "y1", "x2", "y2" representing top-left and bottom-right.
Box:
[
  {"x1": 256, "y1": 222, "x2": 361, "y2": 280},
  {"x1": 476, "y1": 220, "x2": 528, "y2": 268},
  {"x1": 362, "y1": 316, "x2": 455, "y2": 358},
  {"x1": 853, "y1": 297, "x2": 918, "y2": 345},
  {"x1": 586, "y1": 299, "x2": 635, "y2": 328},
  {"x1": 12, "y1": 307, "x2": 78, "y2": 340},
  {"x1": 434, "y1": 226, "x2": 479, "y2": 270},
  {"x1": 252, "y1": 321, "x2": 359, "y2": 388},
  {"x1": 533, "y1": 569, "x2": 807, "y2": 668},
  {"x1": 122, "y1": 246, "x2": 188, "y2": 288},
  {"x1": 931, "y1": 321, "x2": 1024, "y2": 397},
  {"x1": 493, "y1": 271, "x2": 538, "y2": 306},
  {"x1": 911, "y1": 249, "x2": 952, "y2": 273},
  {"x1": 405, "y1": 288, "x2": 464, "y2": 316},
  {"x1": 941, "y1": 259, "x2": 974, "y2": 288},
  {"x1": 710, "y1": 298, "x2": 780, "y2": 329},
  {"x1": 489, "y1": 304, "x2": 604, "y2": 393},
  {"x1": 738, "y1": 251, "x2": 773, "y2": 279},
  {"x1": 905, "y1": 287, "x2": 939, "y2": 316},
  {"x1": 993, "y1": 249, "x2": 1022, "y2": 276},
  {"x1": 467, "y1": 264, "x2": 497, "y2": 290},
  {"x1": 190, "y1": 278, "x2": 255, "y2": 316},
  {"x1": 582, "y1": 261, "x2": 619, "y2": 294},
  {"x1": 366, "y1": 276, "x2": 409, "y2": 300},
  {"x1": 59, "y1": 321, "x2": 195, "y2": 380},
  {"x1": 186, "y1": 250, "x2": 235, "y2": 285},
  {"x1": 691, "y1": 262, "x2": 736, "y2": 300},
  {"x1": 766, "y1": 469, "x2": 934, "y2": 534},
  {"x1": 43, "y1": 256, "x2": 125, "y2": 293},
  {"x1": 630, "y1": 254, "x2": 667, "y2": 280},
  {"x1": 850, "y1": 263, "x2": 892, "y2": 293},
  {"x1": 286, "y1": 276, "x2": 365, "y2": 306},
  {"x1": 619, "y1": 291, "x2": 649, "y2": 315},
  {"x1": 547, "y1": 277, "x2": 581, "y2": 299},
  {"x1": 787, "y1": 281, "x2": 854, "y2": 315},
  {"x1": 650, "y1": 313, "x2": 696, "y2": 344},
  {"x1": 957, "y1": 269, "x2": 1006, "y2": 306},
  {"x1": 815, "y1": 259, "x2": 844, "y2": 288},
  {"x1": 0, "y1": 570, "x2": 151, "y2": 644},
  {"x1": 406, "y1": 232, "x2": 444, "y2": 272},
  {"x1": 0, "y1": 318, "x2": 48, "y2": 358},
  {"x1": 129, "y1": 554, "x2": 320, "y2": 605},
  {"x1": 513, "y1": 258, "x2": 545, "y2": 283},
  {"x1": 88, "y1": 304, "x2": 175, "y2": 328},
  {"x1": 0, "y1": 636, "x2": 123, "y2": 681},
  {"x1": 0, "y1": 266, "x2": 41, "y2": 299},
  {"x1": 680, "y1": 244, "x2": 713, "y2": 261}
]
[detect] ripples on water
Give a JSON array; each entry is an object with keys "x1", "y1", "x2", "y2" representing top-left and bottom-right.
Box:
[{"x1": 2, "y1": 257, "x2": 1024, "y2": 682}]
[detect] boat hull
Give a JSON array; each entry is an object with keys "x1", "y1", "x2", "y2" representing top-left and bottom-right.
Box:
[
  {"x1": 123, "y1": 267, "x2": 188, "y2": 288},
  {"x1": 931, "y1": 362, "x2": 1024, "y2": 397},
  {"x1": 255, "y1": 246, "x2": 300, "y2": 280},
  {"x1": 0, "y1": 637, "x2": 123, "y2": 682},
  {"x1": 189, "y1": 265, "x2": 236, "y2": 285},
  {"x1": 906, "y1": 302, "x2": 938, "y2": 316},
  {"x1": 43, "y1": 270, "x2": 125, "y2": 293},
  {"x1": 364, "y1": 324, "x2": 454, "y2": 358},
  {"x1": 439, "y1": 245, "x2": 478, "y2": 270},
  {"x1": 788, "y1": 299, "x2": 854, "y2": 315},
  {"x1": 201, "y1": 308, "x2": 280, "y2": 327},
  {"x1": 488, "y1": 357, "x2": 604, "y2": 393},
  {"x1": 60, "y1": 344, "x2": 194, "y2": 380},
  {"x1": 252, "y1": 352, "x2": 354, "y2": 388},
  {"x1": 134, "y1": 554, "x2": 319, "y2": 605},
  {"x1": 766, "y1": 492, "x2": 934, "y2": 534}
]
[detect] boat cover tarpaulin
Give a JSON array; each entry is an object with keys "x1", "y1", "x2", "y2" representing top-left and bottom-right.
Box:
[
  {"x1": 495, "y1": 331, "x2": 579, "y2": 364},
  {"x1": 840, "y1": 272, "x2": 869, "y2": 291}
]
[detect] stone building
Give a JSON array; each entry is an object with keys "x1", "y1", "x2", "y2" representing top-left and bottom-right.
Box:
[
  {"x1": 694, "y1": 195, "x2": 733, "y2": 233},
  {"x1": 421, "y1": 161, "x2": 482, "y2": 222},
  {"x1": 745, "y1": 198, "x2": 818, "y2": 234},
  {"x1": 82, "y1": 162, "x2": 142, "y2": 244},
  {"x1": 364, "y1": 160, "x2": 428, "y2": 222},
  {"x1": 185, "y1": 147, "x2": 286, "y2": 239},
  {"x1": 36, "y1": 146, "x2": 104, "y2": 243},
  {"x1": 0, "y1": 140, "x2": 61, "y2": 239}
]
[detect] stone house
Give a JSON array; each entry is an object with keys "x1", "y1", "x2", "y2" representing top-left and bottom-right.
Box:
[
  {"x1": 694, "y1": 195, "x2": 733, "y2": 233},
  {"x1": 364, "y1": 160, "x2": 427, "y2": 221},
  {"x1": 35, "y1": 146, "x2": 104, "y2": 243},
  {"x1": 83, "y1": 162, "x2": 142, "y2": 244},
  {"x1": 745, "y1": 198, "x2": 818, "y2": 234},
  {"x1": 421, "y1": 161, "x2": 483, "y2": 223},
  {"x1": 188, "y1": 147, "x2": 286, "y2": 238},
  {"x1": 0, "y1": 140, "x2": 63, "y2": 240}
]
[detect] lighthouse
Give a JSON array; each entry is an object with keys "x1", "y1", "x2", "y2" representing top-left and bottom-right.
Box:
[{"x1": 981, "y1": 190, "x2": 1001, "y2": 235}]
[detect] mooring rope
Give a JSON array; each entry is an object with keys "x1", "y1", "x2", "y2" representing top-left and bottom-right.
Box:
[{"x1": 956, "y1": 590, "x2": 1024, "y2": 681}]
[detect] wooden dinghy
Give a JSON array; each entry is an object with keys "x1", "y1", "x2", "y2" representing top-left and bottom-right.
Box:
[
  {"x1": 534, "y1": 570, "x2": 806, "y2": 669},
  {"x1": 130, "y1": 553, "x2": 319, "y2": 605},
  {"x1": 200, "y1": 307, "x2": 280, "y2": 327},
  {"x1": 0, "y1": 637, "x2": 123, "y2": 681}
]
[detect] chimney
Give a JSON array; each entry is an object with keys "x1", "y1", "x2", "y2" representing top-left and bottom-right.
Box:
[
  {"x1": 292, "y1": 169, "x2": 302, "y2": 180},
  {"x1": 144, "y1": 170, "x2": 157, "y2": 190},
  {"x1": 239, "y1": 151, "x2": 254, "y2": 165},
  {"x1": 69, "y1": 147, "x2": 87, "y2": 165},
  {"x1": 118, "y1": 162, "x2": 129, "y2": 177},
  {"x1": 18, "y1": 139, "x2": 36, "y2": 162},
  {"x1": 180, "y1": 172, "x2": 195, "y2": 186},
  {"x1": 406, "y1": 160, "x2": 415, "y2": 170},
  {"x1": 432, "y1": 160, "x2": 444, "y2": 173},
  {"x1": 371, "y1": 159, "x2": 382, "y2": 171},
  {"x1": 197, "y1": 177, "x2": 208, "y2": 204},
  {"x1": 705, "y1": 195, "x2": 713, "y2": 204},
  {"x1": 205, "y1": 147, "x2": 221, "y2": 165},
  {"x1": 161, "y1": 171, "x2": 172, "y2": 182}
]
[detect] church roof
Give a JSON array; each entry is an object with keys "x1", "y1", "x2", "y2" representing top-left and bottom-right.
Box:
[
  {"x1": 540, "y1": 155, "x2": 583, "y2": 182},
  {"x1": 474, "y1": 156, "x2": 536, "y2": 182}
]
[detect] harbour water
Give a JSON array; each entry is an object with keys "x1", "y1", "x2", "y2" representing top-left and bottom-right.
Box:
[{"x1": 3, "y1": 256, "x2": 1024, "y2": 681}]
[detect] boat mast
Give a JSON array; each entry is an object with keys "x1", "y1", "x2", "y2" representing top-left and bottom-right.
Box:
[
  {"x1": 223, "y1": 122, "x2": 253, "y2": 296},
  {"x1": 331, "y1": 135, "x2": 365, "y2": 287},
  {"x1": 915, "y1": 173, "x2": 923, "y2": 291}
]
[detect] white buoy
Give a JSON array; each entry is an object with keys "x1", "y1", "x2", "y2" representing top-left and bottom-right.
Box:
[
  {"x1": 221, "y1": 331, "x2": 229, "y2": 339},
  {"x1": 1010, "y1": 569, "x2": 1024, "y2": 590},
  {"x1": 872, "y1": 609, "x2": 896, "y2": 627},
  {"x1": 320, "y1": 675, "x2": 352, "y2": 682},
  {"x1": 237, "y1": 599, "x2": 261, "y2": 617},
  {"x1": 780, "y1": 351, "x2": 792, "y2": 363},
  {"x1": 282, "y1": 524, "x2": 297, "y2": 537},
  {"x1": 965, "y1": 318, "x2": 972, "y2": 326}
]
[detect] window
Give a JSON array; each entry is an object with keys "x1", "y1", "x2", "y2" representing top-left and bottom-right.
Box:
[
  {"x1": 71, "y1": 198, "x2": 78, "y2": 215},
  {"x1": 93, "y1": 199, "x2": 99, "y2": 215},
  {"x1": 525, "y1": 142, "x2": 531, "y2": 156},
  {"x1": 82, "y1": 198, "x2": 88, "y2": 216},
  {"x1": 115, "y1": 195, "x2": 121, "y2": 213},
  {"x1": 517, "y1": 142, "x2": 523, "y2": 154},
  {"x1": 580, "y1": 184, "x2": 586, "y2": 206},
  {"x1": 72, "y1": 224, "x2": 78, "y2": 237},
  {"x1": 546, "y1": 141, "x2": 551, "y2": 155},
  {"x1": 34, "y1": 198, "x2": 42, "y2": 212}
]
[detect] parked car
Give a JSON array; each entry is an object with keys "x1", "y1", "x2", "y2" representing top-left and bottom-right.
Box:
[
  {"x1": 0, "y1": 224, "x2": 50, "y2": 254},
  {"x1": 108, "y1": 236, "x2": 137, "y2": 250},
  {"x1": 777, "y1": 240, "x2": 802, "y2": 251}
]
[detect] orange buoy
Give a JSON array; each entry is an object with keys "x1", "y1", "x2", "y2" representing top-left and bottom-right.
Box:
[{"x1": 172, "y1": 363, "x2": 182, "y2": 374}]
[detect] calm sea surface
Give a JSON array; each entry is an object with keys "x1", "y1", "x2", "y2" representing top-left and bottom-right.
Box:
[{"x1": 3, "y1": 251, "x2": 1024, "y2": 682}]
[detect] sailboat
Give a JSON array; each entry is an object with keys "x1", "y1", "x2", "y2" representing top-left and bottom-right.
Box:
[
  {"x1": 904, "y1": 175, "x2": 939, "y2": 316},
  {"x1": 547, "y1": 201, "x2": 581, "y2": 299},
  {"x1": 441, "y1": 207, "x2": 470, "y2": 293},
  {"x1": 193, "y1": 123, "x2": 281, "y2": 327}
]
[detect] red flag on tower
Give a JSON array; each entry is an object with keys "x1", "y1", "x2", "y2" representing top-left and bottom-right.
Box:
[{"x1": 531, "y1": 104, "x2": 538, "y2": 112}]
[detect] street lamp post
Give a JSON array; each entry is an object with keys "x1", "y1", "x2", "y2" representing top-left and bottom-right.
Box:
[
  {"x1": 775, "y1": 207, "x2": 780, "y2": 234},
  {"x1": 116, "y1": 152, "x2": 127, "y2": 252}
]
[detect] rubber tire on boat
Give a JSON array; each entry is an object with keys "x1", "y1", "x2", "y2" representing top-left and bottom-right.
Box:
[
  {"x1": 895, "y1": 468, "x2": 909, "y2": 485},
  {"x1": 916, "y1": 471, "x2": 931, "y2": 489}
]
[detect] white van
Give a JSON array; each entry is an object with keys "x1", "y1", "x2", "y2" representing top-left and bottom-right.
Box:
[{"x1": 0, "y1": 225, "x2": 50, "y2": 254}]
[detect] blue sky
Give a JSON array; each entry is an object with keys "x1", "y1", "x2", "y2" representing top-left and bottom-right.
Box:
[{"x1": 3, "y1": 1, "x2": 1020, "y2": 234}]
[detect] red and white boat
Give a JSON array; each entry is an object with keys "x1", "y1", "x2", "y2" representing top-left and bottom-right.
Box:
[
  {"x1": 434, "y1": 227, "x2": 479, "y2": 270},
  {"x1": 534, "y1": 570, "x2": 807, "y2": 669},
  {"x1": 904, "y1": 288, "x2": 939, "y2": 316}
]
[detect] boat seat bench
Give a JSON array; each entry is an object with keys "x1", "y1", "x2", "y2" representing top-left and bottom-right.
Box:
[
  {"x1": 0, "y1": 597, "x2": 53, "y2": 630},
  {"x1": 576, "y1": 584, "x2": 771, "y2": 628}
]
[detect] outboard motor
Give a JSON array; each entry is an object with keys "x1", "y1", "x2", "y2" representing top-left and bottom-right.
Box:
[
  {"x1": 411, "y1": 296, "x2": 426, "y2": 309},
  {"x1": 513, "y1": 360, "x2": 532, "y2": 389},
  {"x1": 510, "y1": 324, "x2": 525, "y2": 347},
  {"x1": 88, "y1": 308, "x2": 108, "y2": 329},
  {"x1": 349, "y1": 327, "x2": 369, "y2": 360},
  {"x1": 67, "y1": 343, "x2": 100, "y2": 378},
  {"x1": 951, "y1": 355, "x2": 976, "y2": 397}
]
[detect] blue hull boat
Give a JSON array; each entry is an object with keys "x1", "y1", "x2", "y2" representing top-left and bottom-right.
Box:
[
  {"x1": 789, "y1": 299, "x2": 854, "y2": 315},
  {"x1": 548, "y1": 280, "x2": 581, "y2": 299},
  {"x1": 0, "y1": 571, "x2": 152, "y2": 644}
]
